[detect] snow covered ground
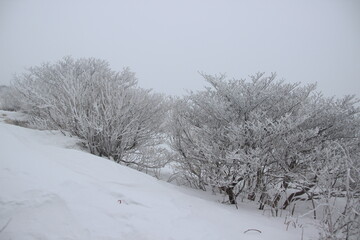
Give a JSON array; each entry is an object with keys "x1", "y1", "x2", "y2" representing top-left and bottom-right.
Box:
[{"x1": 0, "y1": 111, "x2": 318, "y2": 240}]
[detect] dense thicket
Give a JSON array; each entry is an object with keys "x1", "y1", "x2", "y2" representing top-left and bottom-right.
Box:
[
  {"x1": 13, "y1": 57, "x2": 168, "y2": 168},
  {"x1": 168, "y1": 73, "x2": 360, "y2": 239}
]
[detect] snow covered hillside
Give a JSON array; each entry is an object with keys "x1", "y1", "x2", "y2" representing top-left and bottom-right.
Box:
[{"x1": 0, "y1": 111, "x2": 317, "y2": 240}]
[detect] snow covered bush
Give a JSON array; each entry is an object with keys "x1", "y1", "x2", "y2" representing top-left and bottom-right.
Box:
[
  {"x1": 13, "y1": 57, "x2": 168, "y2": 168},
  {"x1": 0, "y1": 85, "x2": 21, "y2": 111},
  {"x1": 167, "y1": 72, "x2": 360, "y2": 238},
  {"x1": 168, "y1": 72, "x2": 317, "y2": 203}
]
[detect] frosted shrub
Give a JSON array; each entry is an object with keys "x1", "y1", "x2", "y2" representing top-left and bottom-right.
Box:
[
  {"x1": 167, "y1": 72, "x2": 360, "y2": 238},
  {"x1": 13, "y1": 57, "x2": 168, "y2": 168},
  {"x1": 0, "y1": 86, "x2": 21, "y2": 111}
]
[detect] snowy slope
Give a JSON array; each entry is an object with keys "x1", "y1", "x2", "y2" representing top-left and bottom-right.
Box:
[{"x1": 0, "y1": 111, "x2": 318, "y2": 240}]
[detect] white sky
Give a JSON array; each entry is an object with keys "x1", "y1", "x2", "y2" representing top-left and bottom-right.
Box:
[{"x1": 0, "y1": 0, "x2": 359, "y2": 96}]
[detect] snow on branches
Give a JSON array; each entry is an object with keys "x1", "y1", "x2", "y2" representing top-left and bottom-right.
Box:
[
  {"x1": 13, "y1": 57, "x2": 168, "y2": 169},
  {"x1": 168, "y1": 72, "x2": 360, "y2": 239}
]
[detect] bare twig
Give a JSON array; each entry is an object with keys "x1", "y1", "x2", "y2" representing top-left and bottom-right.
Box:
[
  {"x1": 0, "y1": 218, "x2": 11, "y2": 233},
  {"x1": 244, "y1": 228, "x2": 262, "y2": 234}
]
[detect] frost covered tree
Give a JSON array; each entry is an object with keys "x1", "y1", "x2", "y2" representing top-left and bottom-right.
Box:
[
  {"x1": 13, "y1": 57, "x2": 168, "y2": 168},
  {"x1": 168, "y1": 72, "x2": 360, "y2": 215},
  {"x1": 169, "y1": 73, "x2": 314, "y2": 203}
]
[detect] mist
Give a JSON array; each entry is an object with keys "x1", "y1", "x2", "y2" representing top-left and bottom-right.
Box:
[{"x1": 0, "y1": 0, "x2": 359, "y2": 96}]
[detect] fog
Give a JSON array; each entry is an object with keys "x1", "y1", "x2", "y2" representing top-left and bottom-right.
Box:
[{"x1": 0, "y1": 0, "x2": 359, "y2": 96}]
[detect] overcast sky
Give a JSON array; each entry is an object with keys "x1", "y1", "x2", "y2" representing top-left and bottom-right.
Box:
[{"x1": 0, "y1": 0, "x2": 359, "y2": 96}]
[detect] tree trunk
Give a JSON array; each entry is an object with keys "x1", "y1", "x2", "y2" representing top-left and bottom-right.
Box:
[
  {"x1": 282, "y1": 185, "x2": 314, "y2": 210},
  {"x1": 225, "y1": 187, "x2": 237, "y2": 204}
]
